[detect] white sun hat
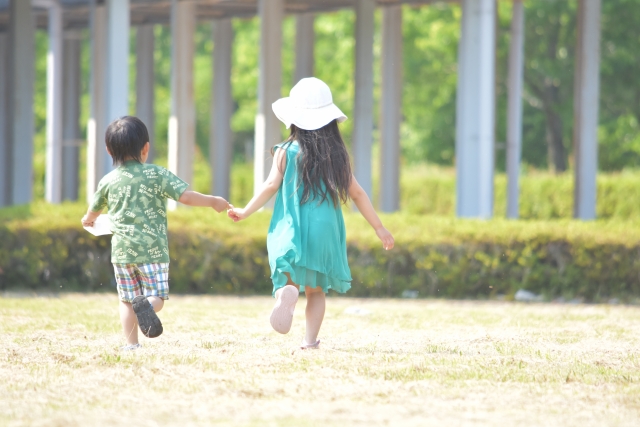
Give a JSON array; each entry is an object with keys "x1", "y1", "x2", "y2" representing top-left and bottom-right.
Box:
[{"x1": 272, "y1": 77, "x2": 347, "y2": 131}]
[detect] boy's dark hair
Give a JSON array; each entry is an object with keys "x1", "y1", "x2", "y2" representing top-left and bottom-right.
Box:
[
  {"x1": 105, "y1": 116, "x2": 149, "y2": 166},
  {"x1": 275, "y1": 120, "x2": 352, "y2": 208}
]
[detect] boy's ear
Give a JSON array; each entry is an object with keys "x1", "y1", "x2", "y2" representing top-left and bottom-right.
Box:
[
  {"x1": 106, "y1": 146, "x2": 112, "y2": 156},
  {"x1": 142, "y1": 141, "x2": 150, "y2": 156}
]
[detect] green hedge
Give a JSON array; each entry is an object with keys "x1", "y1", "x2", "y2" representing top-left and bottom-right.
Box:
[
  {"x1": 399, "y1": 168, "x2": 640, "y2": 219},
  {"x1": 2, "y1": 203, "x2": 640, "y2": 302}
]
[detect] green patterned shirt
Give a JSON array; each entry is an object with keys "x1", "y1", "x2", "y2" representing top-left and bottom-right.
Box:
[{"x1": 90, "y1": 161, "x2": 189, "y2": 264}]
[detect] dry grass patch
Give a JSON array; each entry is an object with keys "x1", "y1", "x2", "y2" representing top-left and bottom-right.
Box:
[{"x1": 1, "y1": 294, "x2": 639, "y2": 426}]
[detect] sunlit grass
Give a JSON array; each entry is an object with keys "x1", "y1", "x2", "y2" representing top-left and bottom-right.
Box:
[{"x1": 1, "y1": 294, "x2": 639, "y2": 426}]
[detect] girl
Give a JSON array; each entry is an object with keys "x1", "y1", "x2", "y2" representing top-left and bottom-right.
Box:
[{"x1": 228, "y1": 77, "x2": 394, "y2": 349}]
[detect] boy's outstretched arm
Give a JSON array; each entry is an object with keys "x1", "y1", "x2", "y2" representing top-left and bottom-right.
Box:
[
  {"x1": 348, "y1": 175, "x2": 395, "y2": 250},
  {"x1": 179, "y1": 191, "x2": 229, "y2": 212}
]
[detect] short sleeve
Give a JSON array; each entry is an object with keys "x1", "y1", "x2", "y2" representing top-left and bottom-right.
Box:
[
  {"x1": 159, "y1": 167, "x2": 189, "y2": 201},
  {"x1": 89, "y1": 176, "x2": 109, "y2": 212}
]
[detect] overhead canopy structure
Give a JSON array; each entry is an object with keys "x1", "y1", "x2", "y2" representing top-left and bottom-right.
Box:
[{"x1": 0, "y1": 0, "x2": 602, "y2": 221}]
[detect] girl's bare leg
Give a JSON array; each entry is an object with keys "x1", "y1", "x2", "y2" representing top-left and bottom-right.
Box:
[
  {"x1": 304, "y1": 286, "x2": 325, "y2": 345},
  {"x1": 119, "y1": 300, "x2": 139, "y2": 345}
]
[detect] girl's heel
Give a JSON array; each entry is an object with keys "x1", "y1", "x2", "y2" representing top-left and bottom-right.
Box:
[{"x1": 270, "y1": 286, "x2": 299, "y2": 334}]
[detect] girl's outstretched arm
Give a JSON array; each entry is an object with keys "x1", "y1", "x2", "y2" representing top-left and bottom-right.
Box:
[
  {"x1": 228, "y1": 148, "x2": 286, "y2": 222},
  {"x1": 348, "y1": 175, "x2": 395, "y2": 250}
]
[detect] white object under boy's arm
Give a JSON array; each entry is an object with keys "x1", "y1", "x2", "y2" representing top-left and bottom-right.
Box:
[{"x1": 83, "y1": 214, "x2": 113, "y2": 236}]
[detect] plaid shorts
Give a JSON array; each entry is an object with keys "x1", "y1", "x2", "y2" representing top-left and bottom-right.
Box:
[{"x1": 113, "y1": 263, "x2": 170, "y2": 303}]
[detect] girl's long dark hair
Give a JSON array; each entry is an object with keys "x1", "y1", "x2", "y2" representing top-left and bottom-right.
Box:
[{"x1": 274, "y1": 120, "x2": 352, "y2": 207}]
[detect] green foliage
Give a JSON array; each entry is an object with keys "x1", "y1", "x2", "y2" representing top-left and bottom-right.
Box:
[
  {"x1": 401, "y1": 166, "x2": 640, "y2": 220},
  {"x1": 2, "y1": 203, "x2": 640, "y2": 302},
  {"x1": 27, "y1": 0, "x2": 640, "y2": 206}
]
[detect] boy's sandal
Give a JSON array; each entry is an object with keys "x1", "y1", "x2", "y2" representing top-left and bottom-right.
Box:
[
  {"x1": 300, "y1": 339, "x2": 320, "y2": 350},
  {"x1": 132, "y1": 295, "x2": 163, "y2": 338},
  {"x1": 270, "y1": 285, "x2": 299, "y2": 334}
]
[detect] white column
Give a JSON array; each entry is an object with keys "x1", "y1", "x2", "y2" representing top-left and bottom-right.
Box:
[
  {"x1": 62, "y1": 31, "x2": 82, "y2": 201},
  {"x1": 573, "y1": 0, "x2": 601, "y2": 220},
  {"x1": 455, "y1": 0, "x2": 496, "y2": 218},
  {"x1": 210, "y1": 19, "x2": 233, "y2": 200},
  {"x1": 87, "y1": 0, "x2": 108, "y2": 202},
  {"x1": 45, "y1": 0, "x2": 64, "y2": 204},
  {"x1": 168, "y1": 0, "x2": 195, "y2": 208},
  {"x1": 136, "y1": 24, "x2": 155, "y2": 162},
  {"x1": 254, "y1": 0, "x2": 283, "y2": 198},
  {"x1": 379, "y1": 5, "x2": 402, "y2": 213},
  {"x1": 106, "y1": 0, "x2": 129, "y2": 123},
  {"x1": 0, "y1": 33, "x2": 9, "y2": 207},
  {"x1": 353, "y1": 0, "x2": 375, "y2": 199},
  {"x1": 8, "y1": 0, "x2": 35, "y2": 205},
  {"x1": 294, "y1": 13, "x2": 314, "y2": 84},
  {"x1": 506, "y1": 0, "x2": 524, "y2": 219}
]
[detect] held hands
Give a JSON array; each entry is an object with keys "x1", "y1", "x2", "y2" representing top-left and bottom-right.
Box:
[
  {"x1": 226, "y1": 204, "x2": 248, "y2": 222},
  {"x1": 375, "y1": 226, "x2": 395, "y2": 250}
]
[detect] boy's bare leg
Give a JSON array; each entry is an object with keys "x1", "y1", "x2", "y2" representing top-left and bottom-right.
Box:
[
  {"x1": 119, "y1": 301, "x2": 139, "y2": 345},
  {"x1": 304, "y1": 286, "x2": 325, "y2": 345},
  {"x1": 147, "y1": 296, "x2": 164, "y2": 312}
]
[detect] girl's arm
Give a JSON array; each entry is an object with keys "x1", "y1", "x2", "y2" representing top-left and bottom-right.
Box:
[
  {"x1": 228, "y1": 148, "x2": 286, "y2": 221},
  {"x1": 348, "y1": 175, "x2": 395, "y2": 250},
  {"x1": 179, "y1": 191, "x2": 229, "y2": 212}
]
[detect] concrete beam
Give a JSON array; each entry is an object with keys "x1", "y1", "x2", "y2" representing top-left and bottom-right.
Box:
[
  {"x1": 294, "y1": 13, "x2": 314, "y2": 84},
  {"x1": 62, "y1": 31, "x2": 82, "y2": 201},
  {"x1": 136, "y1": 24, "x2": 156, "y2": 162},
  {"x1": 210, "y1": 19, "x2": 233, "y2": 200},
  {"x1": 8, "y1": 0, "x2": 35, "y2": 206},
  {"x1": 573, "y1": 0, "x2": 601, "y2": 220},
  {"x1": 379, "y1": 5, "x2": 402, "y2": 213},
  {"x1": 87, "y1": 0, "x2": 108, "y2": 202},
  {"x1": 353, "y1": 0, "x2": 375, "y2": 199},
  {"x1": 45, "y1": 0, "x2": 64, "y2": 204},
  {"x1": 455, "y1": 0, "x2": 496, "y2": 218},
  {"x1": 506, "y1": 0, "x2": 524, "y2": 219},
  {"x1": 254, "y1": 0, "x2": 283, "y2": 199},
  {"x1": 168, "y1": 0, "x2": 195, "y2": 208}
]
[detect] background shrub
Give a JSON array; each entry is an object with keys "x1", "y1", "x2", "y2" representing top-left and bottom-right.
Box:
[{"x1": 2, "y1": 203, "x2": 640, "y2": 302}]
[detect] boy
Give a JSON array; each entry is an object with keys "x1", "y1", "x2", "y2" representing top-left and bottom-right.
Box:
[{"x1": 81, "y1": 116, "x2": 229, "y2": 350}]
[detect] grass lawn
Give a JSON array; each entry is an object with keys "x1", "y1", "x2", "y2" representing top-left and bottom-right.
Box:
[{"x1": 1, "y1": 294, "x2": 639, "y2": 426}]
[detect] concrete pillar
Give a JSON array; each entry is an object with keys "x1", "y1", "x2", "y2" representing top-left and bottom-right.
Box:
[
  {"x1": 353, "y1": 0, "x2": 375, "y2": 199},
  {"x1": 0, "y1": 33, "x2": 9, "y2": 207},
  {"x1": 210, "y1": 19, "x2": 233, "y2": 200},
  {"x1": 455, "y1": 0, "x2": 496, "y2": 218},
  {"x1": 168, "y1": 0, "x2": 195, "y2": 208},
  {"x1": 106, "y1": 0, "x2": 129, "y2": 123},
  {"x1": 379, "y1": 5, "x2": 402, "y2": 213},
  {"x1": 506, "y1": 0, "x2": 524, "y2": 219},
  {"x1": 87, "y1": 0, "x2": 108, "y2": 202},
  {"x1": 254, "y1": 0, "x2": 283, "y2": 198},
  {"x1": 7, "y1": 0, "x2": 35, "y2": 206},
  {"x1": 136, "y1": 24, "x2": 155, "y2": 162},
  {"x1": 294, "y1": 13, "x2": 314, "y2": 84},
  {"x1": 573, "y1": 0, "x2": 601, "y2": 220},
  {"x1": 62, "y1": 31, "x2": 82, "y2": 202},
  {"x1": 45, "y1": 0, "x2": 64, "y2": 204}
]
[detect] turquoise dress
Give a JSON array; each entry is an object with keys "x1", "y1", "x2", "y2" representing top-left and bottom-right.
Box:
[{"x1": 267, "y1": 141, "x2": 352, "y2": 296}]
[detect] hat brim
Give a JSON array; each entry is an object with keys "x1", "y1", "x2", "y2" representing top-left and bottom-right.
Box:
[{"x1": 272, "y1": 97, "x2": 347, "y2": 131}]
